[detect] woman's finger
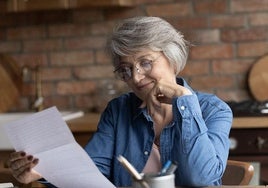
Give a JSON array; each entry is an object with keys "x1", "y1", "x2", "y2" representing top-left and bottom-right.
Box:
[
  {"x1": 12, "y1": 161, "x2": 32, "y2": 178},
  {"x1": 12, "y1": 158, "x2": 39, "y2": 183},
  {"x1": 8, "y1": 151, "x2": 26, "y2": 164},
  {"x1": 10, "y1": 155, "x2": 33, "y2": 170}
]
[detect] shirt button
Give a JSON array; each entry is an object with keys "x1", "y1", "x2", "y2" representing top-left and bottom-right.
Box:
[
  {"x1": 180, "y1": 105, "x2": 185, "y2": 110},
  {"x1": 144, "y1": 151, "x2": 149, "y2": 155}
]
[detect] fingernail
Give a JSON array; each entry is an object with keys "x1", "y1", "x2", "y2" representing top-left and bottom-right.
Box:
[
  {"x1": 33, "y1": 158, "x2": 39, "y2": 164},
  {"x1": 27, "y1": 155, "x2": 33, "y2": 161},
  {"x1": 20, "y1": 152, "x2": 26, "y2": 157}
]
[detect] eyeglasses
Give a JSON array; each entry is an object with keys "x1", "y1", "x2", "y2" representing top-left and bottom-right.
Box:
[{"x1": 114, "y1": 55, "x2": 162, "y2": 82}]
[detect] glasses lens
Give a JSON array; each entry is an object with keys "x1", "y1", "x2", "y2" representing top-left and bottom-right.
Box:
[
  {"x1": 139, "y1": 59, "x2": 152, "y2": 72},
  {"x1": 114, "y1": 58, "x2": 154, "y2": 81},
  {"x1": 115, "y1": 67, "x2": 132, "y2": 81}
]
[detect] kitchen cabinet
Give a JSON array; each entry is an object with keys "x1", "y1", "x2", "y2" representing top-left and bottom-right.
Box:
[
  {"x1": 3, "y1": 0, "x2": 136, "y2": 12},
  {"x1": 230, "y1": 117, "x2": 268, "y2": 184}
]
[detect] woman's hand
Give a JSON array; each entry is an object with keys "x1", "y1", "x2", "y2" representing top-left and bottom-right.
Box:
[
  {"x1": 140, "y1": 79, "x2": 192, "y2": 120},
  {"x1": 152, "y1": 79, "x2": 192, "y2": 105},
  {"x1": 7, "y1": 151, "x2": 42, "y2": 184}
]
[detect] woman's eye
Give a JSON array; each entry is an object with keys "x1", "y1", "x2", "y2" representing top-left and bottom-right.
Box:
[{"x1": 140, "y1": 60, "x2": 152, "y2": 67}]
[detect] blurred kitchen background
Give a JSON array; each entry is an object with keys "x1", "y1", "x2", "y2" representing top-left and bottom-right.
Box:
[
  {"x1": 0, "y1": 0, "x2": 267, "y2": 113},
  {"x1": 0, "y1": 0, "x2": 268, "y2": 186}
]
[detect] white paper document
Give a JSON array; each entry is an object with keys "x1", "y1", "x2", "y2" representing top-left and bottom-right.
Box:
[{"x1": 4, "y1": 106, "x2": 115, "y2": 188}]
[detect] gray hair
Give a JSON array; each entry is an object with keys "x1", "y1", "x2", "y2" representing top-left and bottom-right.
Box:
[{"x1": 106, "y1": 16, "x2": 190, "y2": 74}]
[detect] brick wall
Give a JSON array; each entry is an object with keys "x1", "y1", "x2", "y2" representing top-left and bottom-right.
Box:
[{"x1": 0, "y1": 0, "x2": 268, "y2": 112}]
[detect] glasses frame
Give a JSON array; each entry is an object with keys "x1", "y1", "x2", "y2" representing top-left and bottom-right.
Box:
[{"x1": 113, "y1": 54, "x2": 162, "y2": 82}]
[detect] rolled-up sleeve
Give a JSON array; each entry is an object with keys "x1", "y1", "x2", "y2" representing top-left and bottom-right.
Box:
[{"x1": 173, "y1": 94, "x2": 233, "y2": 186}]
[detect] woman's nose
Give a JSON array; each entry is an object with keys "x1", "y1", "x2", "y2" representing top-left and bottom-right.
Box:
[{"x1": 132, "y1": 66, "x2": 145, "y2": 83}]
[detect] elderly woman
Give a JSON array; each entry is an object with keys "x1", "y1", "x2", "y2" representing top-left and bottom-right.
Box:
[{"x1": 8, "y1": 16, "x2": 232, "y2": 187}]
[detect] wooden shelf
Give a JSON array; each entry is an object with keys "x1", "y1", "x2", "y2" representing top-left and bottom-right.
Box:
[{"x1": 2, "y1": 0, "x2": 136, "y2": 13}]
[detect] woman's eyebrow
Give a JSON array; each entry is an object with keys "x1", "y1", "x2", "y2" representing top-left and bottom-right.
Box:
[
  {"x1": 135, "y1": 54, "x2": 153, "y2": 60},
  {"x1": 119, "y1": 54, "x2": 153, "y2": 64}
]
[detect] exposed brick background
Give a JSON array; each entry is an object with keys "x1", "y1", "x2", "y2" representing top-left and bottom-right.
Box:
[{"x1": 0, "y1": 0, "x2": 268, "y2": 112}]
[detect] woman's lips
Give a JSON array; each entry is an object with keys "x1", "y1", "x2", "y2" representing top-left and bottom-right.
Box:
[{"x1": 137, "y1": 81, "x2": 154, "y2": 90}]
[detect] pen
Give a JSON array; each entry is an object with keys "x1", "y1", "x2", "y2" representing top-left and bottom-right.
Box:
[
  {"x1": 160, "y1": 160, "x2": 172, "y2": 174},
  {"x1": 166, "y1": 161, "x2": 178, "y2": 174},
  {"x1": 117, "y1": 155, "x2": 150, "y2": 188},
  {"x1": 117, "y1": 155, "x2": 142, "y2": 180}
]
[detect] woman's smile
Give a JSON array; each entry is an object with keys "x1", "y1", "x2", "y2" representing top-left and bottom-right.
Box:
[{"x1": 136, "y1": 80, "x2": 154, "y2": 90}]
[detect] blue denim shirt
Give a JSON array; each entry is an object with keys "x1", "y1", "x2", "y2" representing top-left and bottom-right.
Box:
[{"x1": 84, "y1": 78, "x2": 233, "y2": 187}]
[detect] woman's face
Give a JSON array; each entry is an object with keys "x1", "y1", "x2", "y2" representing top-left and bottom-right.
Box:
[{"x1": 120, "y1": 50, "x2": 177, "y2": 101}]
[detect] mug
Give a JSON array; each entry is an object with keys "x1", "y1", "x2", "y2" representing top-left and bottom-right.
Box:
[{"x1": 132, "y1": 173, "x2": 175, "y2": 188}]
